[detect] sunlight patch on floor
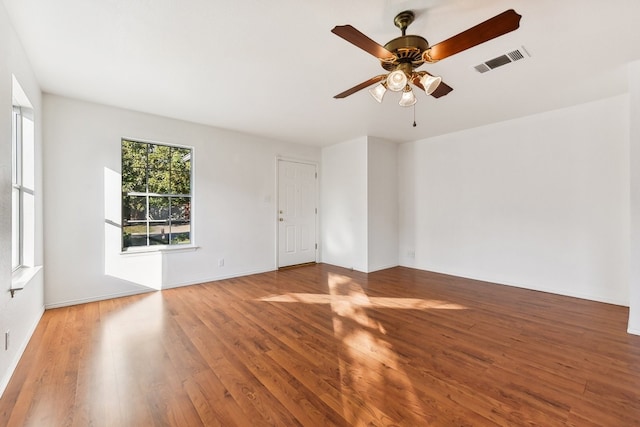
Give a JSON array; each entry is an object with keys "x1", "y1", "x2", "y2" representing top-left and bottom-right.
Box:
[
  {"x1": 258, "y1": 294, "x2": 467, "y2": 310},
  {"x1": 326, "y1": 272, "x2": 427, "y2": 425},
  {"x1": 255, "y1": 271, "x2": 468, "y2": 423}
]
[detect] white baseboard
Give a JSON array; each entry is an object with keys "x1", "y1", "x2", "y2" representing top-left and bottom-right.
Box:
[
  {"x1": 397, "y1": 264, "x2": 628, "y2": 307},
  {"x1": 44, "y1": 268, "x2": 279, "y2": 308},
  {"x1": 365, "y1": 263, "x2": 400, "y2": 273},
  {"x1": 44, "y1": 288, "x2": 154, "y2": 309},
  {"x1": 161, "y1": 267, "x2": 277, "y2": 290},
  {"x1": 627, "y1": 327, "x2": 640, "y2": 336}
]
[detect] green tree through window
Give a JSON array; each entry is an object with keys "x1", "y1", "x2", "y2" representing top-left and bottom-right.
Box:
[{"x1": 121, "y1": 139, "x2": 192, "y2": 249}]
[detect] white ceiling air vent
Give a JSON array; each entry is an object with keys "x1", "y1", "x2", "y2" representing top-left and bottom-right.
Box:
[{"x1": 474, "y1": 47, "x2": 530, "y2": 73}]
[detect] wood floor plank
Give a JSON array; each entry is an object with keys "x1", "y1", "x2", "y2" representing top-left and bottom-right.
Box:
[{"x1": 2, "y1": 264, "x2": 640, "y2": 426}]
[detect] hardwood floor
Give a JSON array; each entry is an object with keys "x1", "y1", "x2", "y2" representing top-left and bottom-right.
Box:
[{"x1": 2, "y1": 264, "x2": 640, "y2": 426}]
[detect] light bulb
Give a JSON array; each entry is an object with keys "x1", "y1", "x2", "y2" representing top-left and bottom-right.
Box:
[
  {"x1": 368, "y1": 83, "x2": 387, "y2": 103},
  {"x1": 399, "y1": 86, "x2": 417, "y2": 107},
  {"x1": 386, "y1": 70, "x2": 408, "y2": 92},
  {"x1": 419, "y1": 74, "x2": 442, "y2": 95}
]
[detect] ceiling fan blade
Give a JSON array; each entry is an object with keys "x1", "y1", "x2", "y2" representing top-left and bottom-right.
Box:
[
  {"x1": 331, "y1": 25, "x2": 397, "y2": 61},
  {"x1": 334, "y1": 75, "x2": 387, "y2": 99},
  {"x1": 410, "y1": 74, "x2": 426, "y2": 91},
  {"x1": 411, "y1": 74, "x2": 453, "y2": 98},
  {"x1": 425, "y1": 9, "x2": 521, "y2": 62},
  {"x1": 430, "y1": 82, "x2": 453, "y2": 98}
]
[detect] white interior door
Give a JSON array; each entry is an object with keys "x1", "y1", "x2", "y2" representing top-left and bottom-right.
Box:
[{"x1": 278, "y1": 160, "x2": 317, "y2": 267}]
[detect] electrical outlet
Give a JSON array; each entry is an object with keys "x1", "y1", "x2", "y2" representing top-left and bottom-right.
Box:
[
  {"x1": 5, "y1": 331, "x2": 9, "y2": 351},
  {"x1": 218, "y1": 258, "x2": 224, "y2": 267}
]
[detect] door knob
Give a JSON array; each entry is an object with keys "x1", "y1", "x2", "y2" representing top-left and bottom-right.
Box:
[{"x1": 279, "y1": 218, "x2": 283, "y2": 222}]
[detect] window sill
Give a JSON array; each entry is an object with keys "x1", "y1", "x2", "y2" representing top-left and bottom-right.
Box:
[
  {"x1": 120, "y1": 245, "x2": 199, "y2": 255},
  {"x1": 11, "y1": 265, "x2": 43, "y2": 297}
]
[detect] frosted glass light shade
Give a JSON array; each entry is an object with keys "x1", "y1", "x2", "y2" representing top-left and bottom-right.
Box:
[
  {"x1": 398, "y1": 88, "x2": 417, "y2": 107},
  {"x1": 420, "y1": 74, "x2": 442, "y2": 95},
  {"x1": 386, "y1": 70, "x2": 408, "y2": 92},
  {"x1": 368, "y1": 83, "x2": 387, "y2": 103}
]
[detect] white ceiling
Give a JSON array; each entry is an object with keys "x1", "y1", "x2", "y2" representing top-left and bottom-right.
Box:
[{"x1": 4, "y1": 0, "x2": 640, "y2": 146}]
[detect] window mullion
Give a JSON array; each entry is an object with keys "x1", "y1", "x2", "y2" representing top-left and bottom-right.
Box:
[
  {"x1": 168, "y1": 196, "x2": 173, "y2": 245},
  {"x1": 145, "y1": 144, "x2": 150, "y2": 246},
  {"x1": 146, "y1": 195, "x2": 150, "y2": 247}
]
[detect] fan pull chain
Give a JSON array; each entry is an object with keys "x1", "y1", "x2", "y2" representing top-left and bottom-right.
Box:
[{"x1": 413, "y1": 104, "x2": 417, "y2": 127}]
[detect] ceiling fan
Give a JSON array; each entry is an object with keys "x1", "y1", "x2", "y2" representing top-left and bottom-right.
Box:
[{"x1": 331, "y1": 9, "x2": 522, "y2": 106}]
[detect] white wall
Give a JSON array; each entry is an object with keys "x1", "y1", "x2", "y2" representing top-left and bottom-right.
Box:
[
  {"x1": 43, "y1": 95, "x2": 320, "y2": 308},
  {"x1": 399, "y1": 95, "x2": 630, "y2": 305},
  {"x1": 628, "y1": 60, "x2": 640, "y2": 333},
  {"x1": 0, "y1": 4, "x2": 44, "y2": 397},
  {"x1": 321, "y1": 137, "x2": 368, "y2": 271},
  {"x1": 321, "y1": 136, "x2": 399, "y2": 273},
  {"x1": 367, "y1": 137, "x2": 398, "y2": 271}
]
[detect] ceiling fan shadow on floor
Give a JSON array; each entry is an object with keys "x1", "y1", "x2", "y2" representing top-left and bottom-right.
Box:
[{"x1": 331, "y1": 9, "x2": 522, "y2": 110}]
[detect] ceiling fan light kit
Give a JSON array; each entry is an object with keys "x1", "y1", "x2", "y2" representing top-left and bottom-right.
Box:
[
  {"x1": 368, "y1": 82, "x2": 388, "y2": 103},
  {"x1": 399, "y1": 85, "x2": 417, "y2": 107},
  {"x1": 420, "y1": 74, "x2": 442, "y2": 96},
  {"x1": 387, "y1": 67, "x2": 409, "y2": 92},
  {"x1": 331, "y1": 9, "x2": 522, "y2": 110}
]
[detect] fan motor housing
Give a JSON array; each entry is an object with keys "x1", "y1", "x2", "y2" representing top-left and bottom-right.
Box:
[{"x1": 382, "y1": 35, "x2": 429, "y2": 71}]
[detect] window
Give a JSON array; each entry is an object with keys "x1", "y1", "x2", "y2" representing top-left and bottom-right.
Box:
[
  {"x1": 11, "y1": 105, "x2": 35, "y2": 271},
  {"x1": 121, "y1": 139, "x2": 192, "y2": 250},
  {"x1": 11, "y1": 107, "x2": 21, "y2": 270}
]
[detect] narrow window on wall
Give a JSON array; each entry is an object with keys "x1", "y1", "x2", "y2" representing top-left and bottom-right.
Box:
[
  {"x1": 11, "y1": 107, "x2": 21, "y2": 270},
  {"x1": 121, "y1": 139, "x2": 192, "y2": 250},
  {"x1": 11, "y1": 103, "x2": 35, "y2": 270}
]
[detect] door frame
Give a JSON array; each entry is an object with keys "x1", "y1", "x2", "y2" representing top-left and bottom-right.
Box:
[{"x1": 275, "y1": 156, "x2": 320, "y2": 268}]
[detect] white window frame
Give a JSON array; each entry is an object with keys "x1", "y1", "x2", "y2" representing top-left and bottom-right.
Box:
[
  {"x1": 121, "y1": 139, "x2": 194, "y2": 251},
  {"x1": 11, "y1": 76, "x2": 40, "y2": 296},
  {"x1": 11, "y1": 106, "x2": 22, "y2": 271},
  {"x1": 11, "y1": 106, "x2": 34, "y2": 271}
]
